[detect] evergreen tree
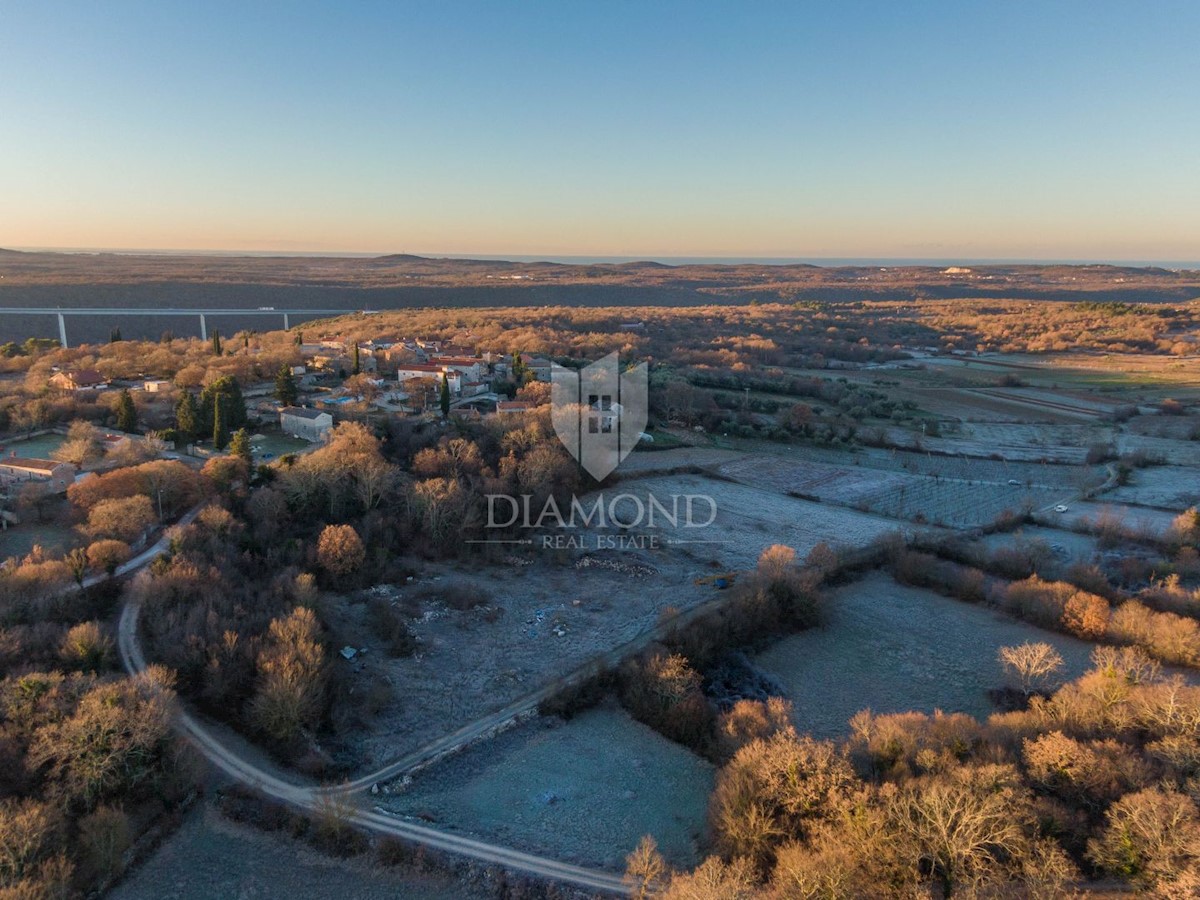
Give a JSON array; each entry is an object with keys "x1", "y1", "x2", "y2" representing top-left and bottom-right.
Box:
[
  {"x1": 175, "y1": 392, "x2": 201, "y2": 443},
  {"x1": 109, "y1": 326, "x2": 122, "y2": 342},
  {"x1": 115, "y1": 389, "x2": 137, "y2": 433},
  {"x1": 275, "y1": 364, "x2": 299, "y2": 406},
  {"x1": 213, "y1": 394, "x2": 228, "y2": 450},
  {"x1": 229, "y1": 427, "x2": 253, "y2": 466},
  {"x1": 352, "y1": 343, "x2": 361, "y2": 375},
  {"x1": 243, "y1": 333, "x2": 251, "y2": 351},
  {"x1": 211, "y1": 330, "x2": 222, "y2": 355},
  {"x1": 440, "y1": 373, "x2": 451, "y2": 417},
  {"x1": 199, "y1": 375, "x2": 247, "y2": 433},
  {"x1": 511, "y1": 351, "x2": 528, "y2": 385},
  {"x1": 295, "y1": 332, "x2": 303, "y2": 346}
]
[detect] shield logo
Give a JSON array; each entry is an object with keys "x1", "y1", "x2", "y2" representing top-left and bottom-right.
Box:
[{"x1": 551, "y1": 352, "x2": 648, "y2": 480}]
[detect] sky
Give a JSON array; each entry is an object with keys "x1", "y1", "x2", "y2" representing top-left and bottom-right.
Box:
[{"x1": 2, "y1": 1, "x2": 1199, "y2": 260}]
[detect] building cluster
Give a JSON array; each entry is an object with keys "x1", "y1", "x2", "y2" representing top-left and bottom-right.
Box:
[{"x1": 277, "y1": 338, "x2": 555, "y2": 442}]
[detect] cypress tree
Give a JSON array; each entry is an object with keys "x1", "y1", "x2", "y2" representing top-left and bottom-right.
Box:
[
  {"x1": 116, "y1": 389, "x2": 137, "y2": 433},
  {"x1": 440, "y1": 373, "x2": 451, "y2": 417},
  {"x1": 175, "y1": 392, "x2": 201, "y2": 443},
  {"x1": 275, "y1": 364, "x2": 299, "y2": 406},
  {"x1": 212, "y1": 330, "x2": 222, "y2": 355},
  {"x1": 229, "y1": 428, "x2": 253, "y2": 466},
  {"x1": 352, "y1": 343, "x2": 361, "y2": 375},
  {"x1": 213, "y1": 394, "x2": 228, "y2": 450}
]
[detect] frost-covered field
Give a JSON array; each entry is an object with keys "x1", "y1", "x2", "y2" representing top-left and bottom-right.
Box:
[
  {"x1": 382, "y1": 706, "x2": 714, "y2": 869},
  {"x1": 754, "y1": 572, "x2": 1101, "y2": 739}
]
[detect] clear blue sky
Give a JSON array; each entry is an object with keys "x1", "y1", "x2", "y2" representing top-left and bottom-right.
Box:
[{"x1": 2, "y1": 1, "x2": 1198, "y2": 259}]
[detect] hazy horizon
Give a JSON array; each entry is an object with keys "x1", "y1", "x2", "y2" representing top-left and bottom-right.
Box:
[{"x1": 7, "y1": 245, "x2": 1200, "y2": 271}]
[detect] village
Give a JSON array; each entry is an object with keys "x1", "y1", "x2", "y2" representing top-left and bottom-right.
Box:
[{"x1": 0, "y1": 334, "x2": 560, "y2": 535}]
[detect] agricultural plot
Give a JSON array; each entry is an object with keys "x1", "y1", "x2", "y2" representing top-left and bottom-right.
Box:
[
  {"x1": 754, "y1": 573, "x2": 1102, "y2": 739},
  {"x1": 1105, "y1": 466, "x2": 1200, "y2": 511},
  {"x1": 978, "y1": 526, "x2": 1102, "y2": 566},
  {"x1": 605, "y1": 473, "x2": 911, "y2": 568},
  {"x1": 381, "y1": 706, "x2": 714, "y2": 870},
  {"x1": 1058, "y1": 501, "x2": 1183, "y2": 539},
  {"x1": 715, "y1": 455, "x2": 1075, "y2": 529},
  {"x1": 1117, "y1": 432, "x2": 1200, "y2": 466}
]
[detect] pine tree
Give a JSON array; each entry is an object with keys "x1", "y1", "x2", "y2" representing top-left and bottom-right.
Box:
[
  {"x1": 352, "y1": 343, "x2": 361, "y2": 375},
  {"x1": 116, "y1": 389, "x2": 137, "y2": 433},
  {"x1": 211, "y1": 331, "x2": 222, "y2": 355},
  {"x1": 275, "y1": 364, "x2": 299, "y2": 406},
  {"x1": 229, "y1": 428, "x2": 253, "y2": 466},
  {"x1": 212, "y1": 394, "x2": 228, "y2": 450},
  {"x1": 440, "y1": 373, "x2": 451, "y2": 417},
  {"x1": 175, "y1": 392, "x2": 201, "y2": 443}
]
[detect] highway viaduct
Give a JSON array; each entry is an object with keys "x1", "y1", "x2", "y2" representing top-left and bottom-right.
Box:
[{"x1": 0, "y1": 307, "x2": 355, "y2": 347}]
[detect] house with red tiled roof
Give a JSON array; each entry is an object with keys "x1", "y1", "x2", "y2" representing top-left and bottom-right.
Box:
[
  {"x1": 49, "y1": 369, "x2": 108, "y2": 391},
  {"x1": 0, "y1": 455, "x2": 76, "y2": 493},
  {"x1": 496, "y1": 400, "x2": 533, "y2": 414}
]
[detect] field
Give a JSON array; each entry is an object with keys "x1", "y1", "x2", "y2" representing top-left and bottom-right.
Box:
[
  {"x1": 111, "y1": 803, "x2": 485, "y2": 900},
  {"x1": 754, "y1": 572, "x2": 1105, "y2": 739},
  {"x1": 1105, "y1": 466, "x2": 1200, "y2": 511},
  {"x1": 379, "y1": 706, "x2": 714, "y2": 870},
  {"x1": 978, "y1": 525, "x2": 1101, "y2": 565},
  {"x1": 714, "y1": 454, "x2": 1078, "y2": 528},
  {"x1": 606, "y1": 473, "x2": 912, "y2": 568},
  {"x1": 1056, "y1": 500, "x2": 1183, "y2": 537}
]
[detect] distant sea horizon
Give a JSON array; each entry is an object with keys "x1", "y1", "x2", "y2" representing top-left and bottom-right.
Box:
[{"x1": 7, "y1": 246, "x2": 1200, "y2": 270}]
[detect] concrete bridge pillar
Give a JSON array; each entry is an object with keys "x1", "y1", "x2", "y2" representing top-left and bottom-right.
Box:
[
  {"x1": 283, "y1": 312, "x2": 290, "y2": 330},
  {"x1": 56, "y1": 312, "x2": 68, "y2": 349},
  {"x1": 199, "y1": 313, "x2": 207, "y2": 341}
]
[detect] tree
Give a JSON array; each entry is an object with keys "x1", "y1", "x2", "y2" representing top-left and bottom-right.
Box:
[
  {"x1": 175, "y1": 392, "x2": 201, "y2": 444},
  {"x1": 28, "y1": 669, "x2": 175, "y2": 810},
  {"x1": 199, "y1": 375, "x2": 246, "y2": 435},
  {"x1": 109, "y1": 326, "x2": 122, "y2": 342},
  {"x1": 625, "y1": 835, "x2": 668, "y2": 899},
  {"x1": 115, "y1": 389, "x2": 137, "y2": 434},
  {"x1": 228, "y1": 428, "x2": 253, "y2": 467},
  {"x1": 65, "y1": 547, "x2": 89, "y2": 587},
  {"x1": 351, "y1": 342, "x2": 361, "y2": 375},
  {"x1": 53, "y1": 420, "x2": 104, "y2": 468},
  {"x1": 999, "y1": 642, "x2": 1064, "y2": 695},
  {"x1": 86, "y1": 495, "x2": 156, "y2": 543},
  {"x1": 59, "y1": 622, "x2": 113, "y2": 673},
  {"x1": 211, "y1": 330, "x2": 222, "y2": 355},
  {"x1": 212, "y1": 394, "x2": 228, "y2": 451},
  {"x1": 86, "y1": 539, "x2": 131, "y2": 577},
  {"x1": 1088, "y1": 787, "x2": 1200, "y2": 887},
  {"x1": 439, "y1": 373, "x2": 451, "y2": 417},
  {"x1": 317, "y1": 524, "x2": 365, "y2": 582},
  {"x1": 250, "y1": 607, "x2": 326, "y2": 741},
  {"x1": 275, "y1": 364, "x2": 298, "y2": 406},
  {"x1": 1062, "y1": 591, "x2": 1111, "y2": 640}
]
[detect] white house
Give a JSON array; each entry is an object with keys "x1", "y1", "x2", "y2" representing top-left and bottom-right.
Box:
[{"x1": 279, "y1": 407, "x2": 334, "y2": 442}]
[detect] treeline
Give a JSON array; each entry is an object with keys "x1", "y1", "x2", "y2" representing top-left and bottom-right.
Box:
[{"x1": 631, "y1": 645, "x2": 1200, "y2": 898}]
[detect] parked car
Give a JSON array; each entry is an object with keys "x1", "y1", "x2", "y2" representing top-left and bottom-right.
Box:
[{"x1": 1054, "y1": 504, "x2": 1069, "y2": 513}]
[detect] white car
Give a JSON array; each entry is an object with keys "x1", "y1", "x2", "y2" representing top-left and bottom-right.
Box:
[
  {"x1": 1054, "y1": 504, "x2": 1069, "y2": 513},
  {"x1": 1007, "y1": 479, "x2": 1021, "y2": 486}
]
